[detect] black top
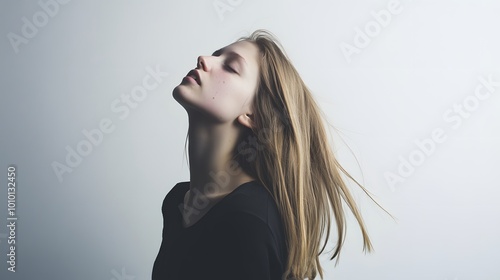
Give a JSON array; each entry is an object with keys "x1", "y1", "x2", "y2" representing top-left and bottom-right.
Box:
[{"x1": 152, "y1": 180, "x2": 289, "y2": 280}]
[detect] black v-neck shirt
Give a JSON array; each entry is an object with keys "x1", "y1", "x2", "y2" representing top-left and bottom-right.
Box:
[{"x1": 152, "y1": 180, "x2": 289, "y2": 280}]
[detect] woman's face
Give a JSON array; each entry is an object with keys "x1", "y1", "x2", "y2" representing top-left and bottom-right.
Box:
[{"x1": 173, "y1": 40, "x2": 260, "y2": 124}]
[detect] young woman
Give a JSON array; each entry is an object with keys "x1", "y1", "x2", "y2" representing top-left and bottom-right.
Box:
[{"x1": 152, "y1": 30, "x2": 379, "y2": 280}]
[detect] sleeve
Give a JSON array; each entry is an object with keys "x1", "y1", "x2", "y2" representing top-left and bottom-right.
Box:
[{"x1": 197, "y1": 211, "x2": 279, "y2": 280}]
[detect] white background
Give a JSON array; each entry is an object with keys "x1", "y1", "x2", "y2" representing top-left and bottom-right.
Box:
[{"x1": 1, "y1": 0, "x2": 499, "y2": 279}]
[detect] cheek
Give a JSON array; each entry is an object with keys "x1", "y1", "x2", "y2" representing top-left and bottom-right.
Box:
[
  {"x1": 204, "y1": 73, "x2": 237, "y2": 102},
  {"x1": 209, "y1": 77, "x2": 228, "y2": 100},
  {"x1": 203, "y1": 82, "x2": 251, "y2": 121},
  {"x1": 197, "y1": 78, "x2": 233, "y2": 118}
]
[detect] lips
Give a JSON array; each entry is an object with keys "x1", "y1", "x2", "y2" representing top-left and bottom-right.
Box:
[{"x1": 186, "y1": 69, "x2": 201, "y2": 85}]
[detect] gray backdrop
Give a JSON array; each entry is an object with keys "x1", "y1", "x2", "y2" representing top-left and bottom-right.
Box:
[{"x1": 1, "y1": 0, "x2": 499, "y2": 279}]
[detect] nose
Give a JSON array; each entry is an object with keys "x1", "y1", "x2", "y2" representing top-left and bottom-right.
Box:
[{"x1": 197, "y1": 56, "x2": 209, "y2": 71}]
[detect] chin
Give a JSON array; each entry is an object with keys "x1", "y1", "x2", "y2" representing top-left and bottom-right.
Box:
[
  {"x1": 172, "y1": 84, "x2": 182, "y2": 99},
  {"x1": 172, "y1": 85, "x2": 189, "y2": 105},
  {"x1": 172, "y1": 86, "x2": 197, "y2": 114}
]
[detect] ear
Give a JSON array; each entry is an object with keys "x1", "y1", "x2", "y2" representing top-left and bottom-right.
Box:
[{"x1": 237, "y1": 113, "x2": 255, "y2": 130}]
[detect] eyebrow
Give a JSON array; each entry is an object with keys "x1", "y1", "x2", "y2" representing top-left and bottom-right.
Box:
[{"x1": 212, "y1": 48, "x2": 248, "y2": 65}]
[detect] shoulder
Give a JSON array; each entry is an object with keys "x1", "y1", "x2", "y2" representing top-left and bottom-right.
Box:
[{"x1": 161, "y1": 181, "x2": 189, "y2": 214}]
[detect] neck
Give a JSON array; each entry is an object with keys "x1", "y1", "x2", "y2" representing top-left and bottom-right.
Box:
[{"x1": 186, "y1": 112, "x2": 254, "y2": 200}]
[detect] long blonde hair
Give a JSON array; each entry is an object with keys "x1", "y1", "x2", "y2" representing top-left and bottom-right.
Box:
[{"x1": 232, "y1": 30, "x2": 385, "y2": 280}]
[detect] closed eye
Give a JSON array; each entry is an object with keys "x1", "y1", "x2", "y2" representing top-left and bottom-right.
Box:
[{"x1": 224, "y1": 64, "x2": 238, "y2": 74}]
